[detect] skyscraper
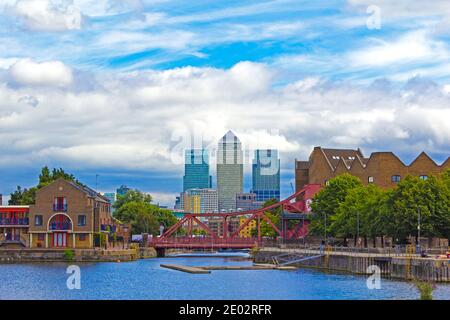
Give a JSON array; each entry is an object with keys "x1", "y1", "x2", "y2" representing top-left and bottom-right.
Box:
[
  {"x1": 251, "y1": 149, "x2": 280, "y2": 202},
  {"x1": 183, "y1": 149, "x2": 212, "y2": 191},
  {"x1": 116, "y1": 185, "x2": 130, "y2": 196},
  {"x1": 217, "y1": 130, "x2": 243, "y2": 211}
]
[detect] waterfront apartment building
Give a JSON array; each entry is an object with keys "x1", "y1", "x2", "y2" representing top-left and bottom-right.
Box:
[
  {"x1": 181, "y1": 188, "x2": 218, "y2": 214},
  {"x1": 217, "y1": 131, "x2": 243, "y2": 212},
  {"x1": 206, "y1": 216, "x2": 240, "y2": 237},
  {"x1": 251, "y1": 149, "x2": 280, "y2": 201},
  {"x1": 0, "y1": 206, "x2": 29, "y2": 247},
  {"x1": 28, "y1": 179, "x2": 116, "y2": 249},
  {"x1": 295, "y1": 147, "x2": 450, "y2": 191},
  {"x1": 183, "y1": 149, "x2": 212, "y2": 191}
]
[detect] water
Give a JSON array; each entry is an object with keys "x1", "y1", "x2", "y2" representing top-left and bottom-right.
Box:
[{"x1": 1, "y1": 255, "x2": 449, "y2": 300}]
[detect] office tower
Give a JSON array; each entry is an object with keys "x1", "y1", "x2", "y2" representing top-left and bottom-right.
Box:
[
  {"x1": 116, "y1": 185, "x2": 130, "y2": 196},
  {"x1": 251, "y1": 149, "x2": 280, "y2": 202},
  {"x1": 103, "y1": 193, "x2": 116, "y2": 205},
  {"x1": 183, "y1": 149, "x2": 212, "y2": 191},
  {"x1": 236, "y1": 193, "x2": 261, "y2": 211},
  {"x1": 217, "y1": 130, "x2": 243, "y2": 211},
  {"x1": 182, "y1": 188, "x2": 218, "y2": 214}
]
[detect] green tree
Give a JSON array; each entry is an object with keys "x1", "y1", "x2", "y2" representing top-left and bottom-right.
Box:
[
  {"x1": 113, "y1": 189, "x2": 152, "y2": 210},
  {"x1": 113, "y1": 189, "x2": 177, "y2": 235},
  {"x1": 115, "y1": 201, "x2": 159, "y2": 234},
  {"x1": 250, "y1": 198, "x2": 282, "y2": 238},
  {"x1": 332, "y1": 184, "x2": 386, "y2": 246},
  {"x1": 309, "y1": 174, "x2": 363, "y2": 238},
  {"x1": 9, "y1": 186, "x2": 37, "y2": 205},
  {"x1": 383, "y1": 175, "x2": 450, "y2": 243},
  {"x1": 150, "y1": 206, "x2": 178, "y2": 229}
]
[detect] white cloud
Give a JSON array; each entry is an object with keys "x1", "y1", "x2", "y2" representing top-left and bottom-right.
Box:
[
  {"x1": 9, "y1": 58, "x2": 73, "y2": 86},
  {"x1": 444, "y1": 85, "x2": 450, "y2": 94},
  {"x1": 0, "y1": 57, "x2": 19, "y2": 69},
  {"x1": 148, "y1": 191, "x2": 178, "y2": 207},
  {"x1": 13, "y1": 0, "x2": 82, "y2": 31},
  {"x1": 0, "y1": 61, "x2": 449, "y2": 176},
  {"x1": 348, "y1": 30, "x2": 449, "y2": 68}
]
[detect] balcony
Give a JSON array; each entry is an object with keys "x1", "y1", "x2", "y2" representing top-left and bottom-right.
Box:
[
  {"x1": 4, "y1": 234, "x2": 20, "y2": 241},
  {"x1": 49, "y1": 222, "x2": 71, "y2": 231},
  {"x1": 53, "y1": 204, "x2": 67, "y2": 212},
  {"x1": 101, "y1": 224, "x2": 117, "y2": 233},
  {"x1": 0, "y1": 218, "x2": 29, "y2": 226}
]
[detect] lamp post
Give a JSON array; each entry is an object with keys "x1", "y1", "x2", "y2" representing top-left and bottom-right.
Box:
[
  {"x1": 417, "y1": 207, "x2": 421, "y2": 245},
  {"x1": 356, "y1": 211, "x2": 360, "y2": 247}
]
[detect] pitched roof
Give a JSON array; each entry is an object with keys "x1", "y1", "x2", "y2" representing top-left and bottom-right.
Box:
[
  {"x1": 320, "y1": 148, "x2": 365, "y2": 169},
  {"x1": 219, "y1": 130, "x2": 240, "y2": 143},
  {"x1": 56, "y1": 178, "x2": 110, "y2": 203},
  {"x1": 409, "y1": 151, "x2": 438, "y2": 166}
]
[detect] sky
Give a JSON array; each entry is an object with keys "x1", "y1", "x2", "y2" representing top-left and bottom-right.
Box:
[{"x1": 0, "y1": 0, "x2": 449, "y2": 207}]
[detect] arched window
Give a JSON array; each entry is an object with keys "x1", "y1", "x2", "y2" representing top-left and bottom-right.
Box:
[{"x1": 49, "y1": 214, "x2": 72, "y2": 231}]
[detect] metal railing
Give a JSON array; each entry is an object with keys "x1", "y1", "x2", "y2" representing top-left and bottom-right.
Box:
[
  {"x1": 100, "y1": 224, "x2": 117, "y2": 232},
  {"x1": 0, "y1": 218, "x2": 29, "y2": 226},
  {"x1": 49, "y1": 222, "x2": 71, "y2": 230},
  {"x1": 53, "y1": 204, "x2": 67, "y2": 212},
  {"x1": 260, "y1": 243, "x2": 450, "y2": 257}
]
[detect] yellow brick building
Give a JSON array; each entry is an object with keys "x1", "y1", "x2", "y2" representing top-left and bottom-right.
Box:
[{"x1": 239, "y1": 217, "x2": 256, "y2": 238}]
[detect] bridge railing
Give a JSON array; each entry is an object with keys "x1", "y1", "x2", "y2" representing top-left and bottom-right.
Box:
[{"x1": 151, "y1": 236, "x2": 257, "y2": 246}]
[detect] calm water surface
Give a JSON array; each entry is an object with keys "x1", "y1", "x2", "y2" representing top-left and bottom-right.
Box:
[{"x1": 1, "y1": 254, "x2": 449, "y2": 300}]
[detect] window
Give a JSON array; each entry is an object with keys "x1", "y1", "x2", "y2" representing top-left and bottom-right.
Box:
[
  {"x1": 368, "y1": 176, "x2": 374, "y2": 183},
  {"x1": 78, "y1": 215, "x2": 86, "y2": 226},
  {"x1": 79, "y1": 234, "x2": 86, "y2": 241},
  {"x1": 325, "y1": 180, "x2": 330, "y2": 186},
  {"x1": 391, "y1": 175, "x2": 401, "y2": 183},
  {"x1": 419, "y1": 175, "x2": 428, "y2": 180},
  {"x1": 34, "y1": 215, "x2": 43, "y2": 226},
  {"x1": 53, "y1": 197, "x2": 67, "y2": 211},
  {"x1": 37, "y1": 233, "x2": 45, "y2": 241}
]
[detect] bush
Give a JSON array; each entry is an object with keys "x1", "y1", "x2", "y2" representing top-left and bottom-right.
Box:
[
  {"x1": 63, "y1": 249, "x2": 75, "y2": 261},
  {"x1": 415, "y1": 280, "x2": 434, "y2": 300}
]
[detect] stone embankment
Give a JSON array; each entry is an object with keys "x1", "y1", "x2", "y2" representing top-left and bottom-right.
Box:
[
  {"x1": 254, "y1": 248, "x2": 450, "y2": 282},
  {"x1": 0, "y1": 247, "x2": 157, "y2": 263}
]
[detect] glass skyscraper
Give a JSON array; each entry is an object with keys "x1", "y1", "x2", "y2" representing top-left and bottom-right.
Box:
[
  {"x1": 217, "y1": 131, "x2": 243, "y2": 211},
  {"x1": 251, "y1": 149, "x2": 280, "y2": 202},
  {"x1": 183, "y1": 149, "x2": 212, "y2": 191}
]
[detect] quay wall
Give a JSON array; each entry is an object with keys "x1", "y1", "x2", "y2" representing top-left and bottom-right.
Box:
[
  {"x1": 254, "y1": 250, "x2": 450, "y2": 282},
  {"x1": 0, "y1": 248, "x2": 142, "y2": 263}
]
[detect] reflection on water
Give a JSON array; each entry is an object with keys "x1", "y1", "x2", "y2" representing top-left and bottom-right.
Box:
[{"x1": 0, "y1": 255, "x2": 449, "y2": 300}]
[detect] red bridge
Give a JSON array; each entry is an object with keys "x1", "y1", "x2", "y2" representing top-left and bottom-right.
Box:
[{"x1": 150, "y1": 184, "x2": 321, "y2": 255}]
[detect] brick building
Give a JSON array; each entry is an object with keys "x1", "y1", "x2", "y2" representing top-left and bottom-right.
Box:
[
  {"x1": 28, "y1": 178, "x2": 118, "y2": 249},
  {"x1": 296, "y1": 147, "x2": 450, "y2": 191}
]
